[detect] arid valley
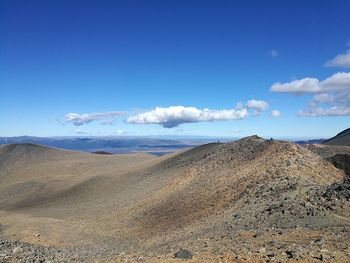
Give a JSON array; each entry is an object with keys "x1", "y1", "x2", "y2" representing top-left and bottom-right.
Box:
[{"x1": 1, "y1": 130, "x2": 350, "y2": 262}]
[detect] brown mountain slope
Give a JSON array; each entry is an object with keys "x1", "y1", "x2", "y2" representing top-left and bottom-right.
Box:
[
  {"x1": 0, "y1": 137, "x2": 349, "y2": 262},
  {"x1": 304, "y1": 143, "x2": 350, "y2": 159},
  {"x1": 323, "y1": 127, "x2": 350, "y2": 146},
  {"x1": 304, "y1": 141, "x2": 350, "y2": 176}
]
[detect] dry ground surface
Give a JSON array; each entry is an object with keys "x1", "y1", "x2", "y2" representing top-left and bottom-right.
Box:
[
  {"x1": 304, "y1": 144, "x2": 350, "y2": 159},
  {"x1": 0, "y1": 137, "x2": 349, "y2": 262}
]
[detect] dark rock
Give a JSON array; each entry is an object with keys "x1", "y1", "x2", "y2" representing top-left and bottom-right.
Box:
[
  {"x1": 314, "y1": 237, "x2": 325, "y2": 246},
  {"x1": 174, "y1": 249, "x2": 193, "y2": 259},
  {"x1": 285, "y1": 250, "x2": 296, "y2": 258},
  {"x1": 269, "y1": 240, "x2": 278, "y2": 246}
]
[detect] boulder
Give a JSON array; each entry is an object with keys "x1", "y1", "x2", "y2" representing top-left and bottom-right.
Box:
[{"x1": 174, "y1": 249, "x2": 193, "y2": 259}]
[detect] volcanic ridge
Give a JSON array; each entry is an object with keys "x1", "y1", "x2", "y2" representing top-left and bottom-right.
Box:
[{"x1": 0, "y1": 136, "x2": 349, "y2": 262}]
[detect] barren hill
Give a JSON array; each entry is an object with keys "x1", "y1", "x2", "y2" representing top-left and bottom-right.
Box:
[
  {"x1": 323, "y1": 128, "x2": 350, "y2": 146},
  {"x1": 0, "y1": 137, "x2": 349, "y2": 262}
]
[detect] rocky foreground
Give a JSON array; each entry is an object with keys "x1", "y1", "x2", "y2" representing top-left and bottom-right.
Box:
[{"x1": 0, "y1": 137, "x2": 349, "y2": 262}]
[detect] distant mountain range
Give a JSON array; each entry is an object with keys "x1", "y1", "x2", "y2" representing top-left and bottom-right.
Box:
[
  {"x1": 0, "y1": 136, "x2": 218, "y2": 155},
  {"x1": 1, "y1": 128, "x2": 348, "y2": 154}
]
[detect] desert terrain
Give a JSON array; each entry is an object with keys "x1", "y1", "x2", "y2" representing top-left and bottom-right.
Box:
[{"x1": 0, "y1": 136, "x2": 349, "y2": 262}]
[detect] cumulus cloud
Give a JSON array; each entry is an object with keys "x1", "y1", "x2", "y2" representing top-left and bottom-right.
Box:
[
  {"x1": 65, "y1": 111, "x2": 123, "y2": 126},
  {"x1": 270, "y1": 78, "x2": 321, "y2": 94},
  {"x1": 325, "y1": 49, "x2": 350, "y2": 68},
  {"x1": 247, "y1": 99, "x2": 269, "y2": 116},
  {"x1": 309, "y1": 93, "x2": 334, "y2": 106},
  {"x1": 270, "y1": 72, "x2": 350, "y2": 116},
  {"x1": 270, "y1": 49, "x2": 279, "y2": 57},
  {"x1": 270, "y1": 110, "x2": 281, "y2": 118},
  {"x1": 126, "y1": 106, "x2": 249, "y2": 128}
]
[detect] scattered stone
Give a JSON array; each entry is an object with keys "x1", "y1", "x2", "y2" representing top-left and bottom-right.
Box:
[
  {"x1": 174, "y1": 249, "x2": 193, "y2": 259},
  {"x1": 311, "y1": 252, "x2": 323, "y2": 261},
  {"x1": 0, "y1": 239, "x2": 110, "y2": 262},
  {"x1": 252, "y1": 230, "x2": 263, "y2": 238},
  {"x1": 320, "y1": 249, "x2": 332, "y2": 260},
  {"x1": 13, "y1": 246, "x2": 24, "y2": 254},
  {"x1": 258, "y1": 247, "x2": 266, "y2": 254},
  {"x1": 269, "y1": 240, "x2": 277, "y2": 246},
  {"x1": 285, "y1": 250, "x2": 296, "y2": 259},
  {"x1": 0, "y1": 137, "x2": 349, "y2": 262},
  {"x1": 314, "y1": 237, "x2": 325, "y2": 246}
]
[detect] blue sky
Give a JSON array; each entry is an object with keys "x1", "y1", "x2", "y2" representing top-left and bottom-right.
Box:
[{"x1": 1, "y1": 0, "x2": 350, "y2": 138}]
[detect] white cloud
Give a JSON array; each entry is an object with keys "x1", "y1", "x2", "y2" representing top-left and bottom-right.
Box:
[
  {"x1": 270, "y1": 49, "x2": 279, "y2": 57},
  {"x1": 298, "y1": 107, "x2": 350, "y2": 117},
  {"x1": 233, "y1": 129, "x2": 242, "y2": 133},
  {"x1": 270, "y1": 72, "x2": 350, "y2": 94},
  {"x1": 76, "y1": 129, "x2": 91, "y2": 135},
  {"x1": 65, "y1": 112, "x2": 123, "y2": 126},
  {"x1": 247, "y1": 99, "x2": 269, "y2": 116},
  {"x1": 270, "y1": 78, "x2": 321, "y2": 94},
  {"x1": 325, "y1": 49, "x2": 350, "y2": 68},
  {"x1": 321, "y1": 72, "x2": 350, "y2": 92},
  {"x1": 126, "y1": 105, "x2": 248, "y2": 128},
  {"x1": 270, "y1": 110, "x2": 281, "y2": 118},
  {"x1": 309, "y1": 93, "x2": 334, "y2": 106},
  {"x1": 235, "y1": 101, "x2": 245, "y2": 110},
  {"x1": 270, "y1": 72, "x2": 350, "y2": 116}
]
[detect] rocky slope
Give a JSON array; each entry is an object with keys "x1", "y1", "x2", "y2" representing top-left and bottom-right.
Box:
[{"x1": 0, "y1": 137, "x2": 349, "y2": 262}]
